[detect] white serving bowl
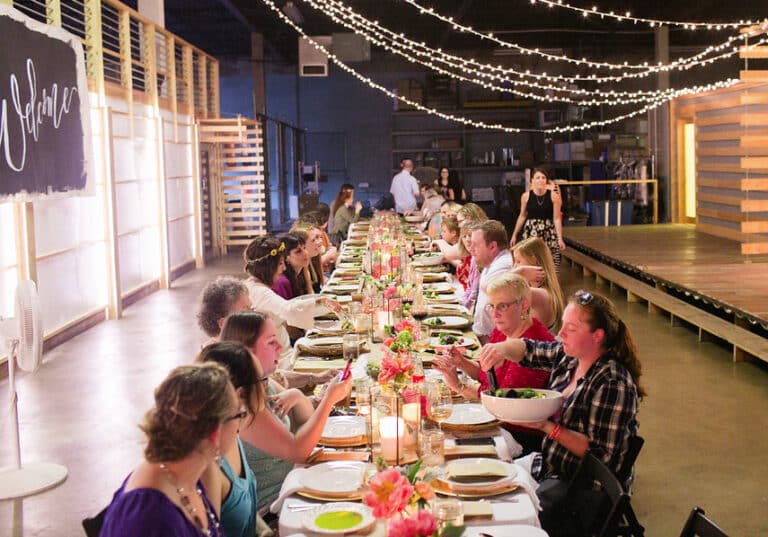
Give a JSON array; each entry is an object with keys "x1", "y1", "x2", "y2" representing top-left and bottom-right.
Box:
[
  {"x1": 480, "y1": 388, "x2": 563, "y2": 423},
  {"x1": 412, "y1": 253, "x2": 444, "y2": 266},
  {"x1": 404, "y1": 214, "x2": 425, "y2": 223}
]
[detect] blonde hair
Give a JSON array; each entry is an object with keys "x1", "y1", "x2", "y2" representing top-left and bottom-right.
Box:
[
  {"x1": 457, "y1": 203, "x2": 488, "y2": 222},
  {"x1": 486, "y1": 273, "x2": 532, "y2": 309},
  {"x1": 513, "y1": 237, "x2": 564, "y2": 329}
]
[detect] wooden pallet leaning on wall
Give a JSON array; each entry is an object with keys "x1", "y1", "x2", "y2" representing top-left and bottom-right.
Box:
[{"x1": 198, "y1": 117, "x2": 267, "y2": 255}]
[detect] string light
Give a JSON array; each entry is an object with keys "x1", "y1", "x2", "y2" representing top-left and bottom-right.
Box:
[
  {"x1": 400, "y1": 0, "x2": 762, "y2": 72},
  {"x1": 304, "y1": 0, "x2": 755, "y2": 86},
  {"x1": 259, "y1": 0, "x2": 741, "y2": 134},
  {"x1": 524, "y1": 0, "x2": 761, "y2": 30},
  {"x1": 302, "y1": 0, "x2": 758, "y2": 105}
]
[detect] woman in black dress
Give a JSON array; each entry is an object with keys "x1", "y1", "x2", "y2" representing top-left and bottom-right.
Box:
[{"x1": 511, "y1": 168, "x2": 565, "y2": 269}]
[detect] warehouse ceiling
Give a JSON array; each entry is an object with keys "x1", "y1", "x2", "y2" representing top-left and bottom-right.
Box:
[{"x1": 164, "y1": 0, "x2": 763, "y2": 64}]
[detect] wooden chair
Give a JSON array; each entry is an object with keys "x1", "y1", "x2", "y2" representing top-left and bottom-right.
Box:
[
  {"x1": 679, "y1": 507, "x2": 729, "y2": 537},
  {"x1": 563, "y1": 452, "x2": 645, "y2": 537}
]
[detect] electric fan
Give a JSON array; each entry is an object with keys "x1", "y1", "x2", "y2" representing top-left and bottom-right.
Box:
[{"x1": 0, "y1": 280, "x2": 68, "y2": 499}]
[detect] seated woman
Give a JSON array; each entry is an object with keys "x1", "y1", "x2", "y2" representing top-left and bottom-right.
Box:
[
  {"x1": 512, "y1": 237, "x2": 565, "y2": 332},
  {"x1": 330, "y1": 189, "x2": 362, "y2": 245},
  {"x1": 289, "y1": 224, "x2": 326, "y2": 293},
  {"x1": 478, "y1": 290, "x2": 644, "y2": 528},
  {"x1": 218, "y1": 311, "x2": 351, "y2": 511},
  {"x1": 198, "y1": 342, "x2": 262, "y2": 537},
  {"x1": 243, "y1": 235, "x2": 341, "y2": 369},
  {"x1": 433, "y1": 273, "x2": 554, "y2": 453},
  {"x1": 100, "y1": 363, "x2": 239, "y2": 537},
  {"x1": 297, "y1": 206, "x2": 337, "y2": 270},
  {"x1": 272, "y1": 233, "x2": 312, "y2": 300},
  {"x1": 196, "y1": 276, "x2": 336, "y2": 389},
  {"x1": 456, "y1": 203, "x2": 489, "y2": 310}
]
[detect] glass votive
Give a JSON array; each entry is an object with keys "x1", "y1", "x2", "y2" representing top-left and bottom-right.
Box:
[
  {"x1": 419, "y1": 428, "x2": 445, "y2": 467},
  {"x1": 432, "y1": 498, "x2": 464, "y2": 530}
]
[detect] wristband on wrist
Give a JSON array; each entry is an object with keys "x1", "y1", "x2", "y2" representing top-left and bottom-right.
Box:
[{"x1": 548, "y1": 423, "x2": 562, "y2": 442}]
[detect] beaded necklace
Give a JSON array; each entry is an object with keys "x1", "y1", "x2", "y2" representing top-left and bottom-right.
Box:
[{"x1": 159, "y1": 463, "x2": 221, "y2": 537}]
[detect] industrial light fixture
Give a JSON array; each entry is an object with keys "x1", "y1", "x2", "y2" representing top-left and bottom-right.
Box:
[{"x1": 282, "y1": 1, "x2": 304, "y2": 24}]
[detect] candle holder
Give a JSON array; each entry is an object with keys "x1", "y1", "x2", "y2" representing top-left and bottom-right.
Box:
[{"x1": 371, "y1": 384, "x2": 420, "y2": 465}]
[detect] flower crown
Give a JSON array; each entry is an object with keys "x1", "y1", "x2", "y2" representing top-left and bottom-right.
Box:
[{"x1": 247, "y1": 242, "x2": 285, "y2": 265}]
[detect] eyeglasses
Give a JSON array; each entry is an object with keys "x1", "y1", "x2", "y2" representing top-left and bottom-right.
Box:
[
  {"x1": 224, "y1": 409, "x2": 248, "y2": 423},
  {"x1": 574, "y1": 290, "x2": 594, "y2": 305},
  {"x1": 484, "y1": 300, "x2": 519, "y2": 314}
]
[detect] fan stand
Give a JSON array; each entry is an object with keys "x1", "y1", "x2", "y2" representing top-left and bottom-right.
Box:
[{"x1": 0, "y1": 341, "x2": 67, "y2": 499}]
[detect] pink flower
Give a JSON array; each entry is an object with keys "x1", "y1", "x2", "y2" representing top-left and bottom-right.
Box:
[
  {"x1": 412, "y1": 510, "x2": 438, "y2": 536},
  {"x1": 363, "y1": 468, "x2": 414, "y2": 519},
  {"x1": 394, "y1": 319, "x2": 414, "y2": 333},
  {"x1": 389, "y1": 255, "x2": 402, "y2": 269},
  {"x1": 384, "y1": 285, "x2": 397, "y2": 299},
  {"x1": 400, "y1": 387, "x2": 419, "y2": 404},
  {"x1": 383, "y1": 337, "x2": 395, "y2": 348}
]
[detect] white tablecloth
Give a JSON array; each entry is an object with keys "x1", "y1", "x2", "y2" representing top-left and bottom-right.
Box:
[{"x1": 277, "y1": 464, "x2": 542, "y2": 536}]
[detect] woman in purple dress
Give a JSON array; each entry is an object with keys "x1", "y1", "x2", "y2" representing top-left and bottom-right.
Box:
[{"x1": 100, "y1": 363, "x2": 242, "y2": 537}]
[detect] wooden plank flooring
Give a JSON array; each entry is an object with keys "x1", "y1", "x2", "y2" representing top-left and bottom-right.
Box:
[{"x1": 563, "y1": 224, "x2": 768, "y2": 324}]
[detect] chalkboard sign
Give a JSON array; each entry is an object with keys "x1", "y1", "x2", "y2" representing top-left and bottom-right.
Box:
[{"x1": 0, "y1": 6, "x2": 90, "y2": 201}]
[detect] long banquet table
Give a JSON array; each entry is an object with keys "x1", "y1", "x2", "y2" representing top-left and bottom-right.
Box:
[{"x1": 278, "y1": 218, "x2": 546, "y2": 536}]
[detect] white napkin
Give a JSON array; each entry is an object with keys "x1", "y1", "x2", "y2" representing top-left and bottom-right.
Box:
[
  {"x1": 269, "y1": 467, "x2": 309, "y2": 513},
  {"x1": 513, "y1": 454, "x2": 543, "y2": 512},
  {"x1": 499, "y1": 429, "x2": 523, "y2": 460}
]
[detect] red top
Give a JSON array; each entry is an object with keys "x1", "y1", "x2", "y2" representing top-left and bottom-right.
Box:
[
  {"x1": 456, "y1": 255, "x2": 471, "y2": 290},
  {"x1": 478, "y1": 318, "x2": 554, "y2": 393}
]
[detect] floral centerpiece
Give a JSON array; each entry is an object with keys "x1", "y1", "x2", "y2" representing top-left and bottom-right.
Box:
[
  {"x1": 383, "y1": 319, "x2": 416, "y2": 354},
  {"x1": 364, "y1": 460, "x2": 464, "y2": 537}
]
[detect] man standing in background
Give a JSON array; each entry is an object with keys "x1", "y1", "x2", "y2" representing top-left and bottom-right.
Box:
[{"x1": 390, "y1": 157, "x2": 420, "y2": 215}]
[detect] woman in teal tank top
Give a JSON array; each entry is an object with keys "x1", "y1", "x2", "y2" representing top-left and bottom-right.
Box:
[{"x1": 198, "y1": 342, "x2": 265, "y2": 537}]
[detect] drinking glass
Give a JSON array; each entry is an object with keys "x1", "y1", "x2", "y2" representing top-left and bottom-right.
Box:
[
  {"x1": 342, "y1": 333, "x2": 361, "y2": 363},
  {"x1": 419, "y1": 427, "x2": 445, "y2": 467},
  {"x1": 432, "y1": 498, "x2": 464, "y2": 530},
  {"x1": 426, "y1": 381, "x2": 453, "y2": 430}
]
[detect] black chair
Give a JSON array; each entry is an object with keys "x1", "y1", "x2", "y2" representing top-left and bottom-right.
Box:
[
  {"x1": 82, "y1": 506, "x2": 107, "y2": 537},
  {"x1": 549, "y1": 452, "x2": 645, "y2": 537},
  {"x1": 618, "y1": 435, "x2": 645, "y2": 490},
  {"x1": 680, "y1": 507, "x2": 729, "y2": 537}
]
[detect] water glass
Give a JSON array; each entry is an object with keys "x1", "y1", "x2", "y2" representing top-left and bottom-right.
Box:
[
  {"x1": 342, "y1": 333, "x2": 361, "y2": 363},
  {"x1": 419, "y1": 428, "x2": 445, "y2": 467},
  {"x1": 432, "y1": 498, "x2": 464, "y2": 529}
]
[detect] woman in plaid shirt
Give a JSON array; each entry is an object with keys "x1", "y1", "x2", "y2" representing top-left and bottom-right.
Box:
[{"x1": 479, "y1": 289, "x2": 645, "y2": 525}]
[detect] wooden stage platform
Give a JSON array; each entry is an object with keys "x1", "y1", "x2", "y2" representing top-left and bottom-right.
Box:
[{"x1": 562, "y1": 224, "x2": 768, "y2": 363}]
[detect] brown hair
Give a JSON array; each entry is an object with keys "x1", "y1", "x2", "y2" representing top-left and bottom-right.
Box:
[
  {"x1": 472, "y1": 219, "x2": 508, "y2": 251},
  {"x1": 570, "y1": 291, "x2": 646, "y2": 398},
  {"x1": 141, "y1": 363, "x2": 232, "y2": 463},
  {"x1": 441, "y1": 217, "x2": 460, "y2": 239},
  {"x1": 289, "y1": 224, "x2": 324, "y2": 289},
  {"x1": 197, "y1": 341, "x2": 265, "y2": 423},
  {"x1": 331, "y1": 185, "x2": 355, "y2": 219},
  {"x1": 279, "y1": 232, "x2": 312, "y2": 297},
  {"x1": 532, "y1": 167, "x2": 553, "y2": 185},
  {"x1": 196, "y1": 276, "x2": 248, "y2": 337},
  {"x1": 457, "y1": 202, "x2": 488, "y2": 223},
  {"x1": 513, "y1": 237, "x2": 564, "y2": 330},
  {"x1": 243, "y1": 235, "x2": 285, "y2": 287},
  {"x1": 220, "y1": 310, "x2": 269, "y2": 349}
]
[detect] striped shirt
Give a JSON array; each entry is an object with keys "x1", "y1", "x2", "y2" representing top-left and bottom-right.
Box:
[{"x1": 522, "y1": 339, "x2": 639, "y2": 482}]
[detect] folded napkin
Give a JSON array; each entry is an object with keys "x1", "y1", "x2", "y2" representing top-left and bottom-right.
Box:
[
  {"x1": 462, "y1": 500, "x2": 494, "y2": 518},
  {"x1": 294, "y1": 358, "x2": 348, "y2": 371},
  {"x1": 446, "y1": 460, "x2": 509, "y2": 480},
  {"x1": 444, "y1": 444, "x2": 499, "y2": 459}
]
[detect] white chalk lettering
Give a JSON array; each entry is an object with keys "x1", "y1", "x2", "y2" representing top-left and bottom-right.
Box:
[{"x1": 0, "y1": 58, "x2": 78, "y2": 173}]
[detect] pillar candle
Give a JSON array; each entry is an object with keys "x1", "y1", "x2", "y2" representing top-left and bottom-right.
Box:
[{"x1": 380, "y1": 416, "x2": 405, "y2": 461}]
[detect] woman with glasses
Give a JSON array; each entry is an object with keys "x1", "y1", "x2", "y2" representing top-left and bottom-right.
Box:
[
  {"x1": 100, "y1": 363, "x2": 238, "y2": 537},
  {"x1": 433, "y1": 274, "x2": 554, "y2": 449},
  {"x1": 512, "y1": 236, "x2": 565, "y2": 332},
  {"x1": 197, "y1": 342, "x2": 263, "y2": 537},
  {"x1": 478, "y1": 290, "x2": 644, "y2": 529},
  {"x1": 219, "y1": 311, "x2": 351, "y2": 510}
]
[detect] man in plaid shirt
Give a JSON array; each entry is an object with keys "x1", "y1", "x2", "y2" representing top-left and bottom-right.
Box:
[{"x1": 479, "y1": 290, "x2": 644, "y2": 528}]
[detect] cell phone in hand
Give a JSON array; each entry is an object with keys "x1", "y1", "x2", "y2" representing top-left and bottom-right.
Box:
[
  {"x1": 454, "y1": 437, "x2": 496, "y2": 446},
  {"x1": 340, "y1": 357, "x2": 354, "y2": 381}
]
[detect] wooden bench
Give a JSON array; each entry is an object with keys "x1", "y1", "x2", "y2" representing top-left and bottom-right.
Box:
[{"x1": 563, "y1": 248, "x2": 768, "y2": 364}]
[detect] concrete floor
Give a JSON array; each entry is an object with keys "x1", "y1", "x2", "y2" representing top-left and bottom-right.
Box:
[{"x1": 1, "y1": 254, "x2": 767, "y2": 536}]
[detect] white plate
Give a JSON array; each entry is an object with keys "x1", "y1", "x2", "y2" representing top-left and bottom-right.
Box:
[
  {"x1": 404, "y1": 214, "x2": 425, "y2": 222},
  {"x1": 429, "y1": 336, "x2": 474, "y2": 348},
  {"x1": 309, "y1": 336, "x2": 344, "y2": 346},
  {"x1": 321, "y1": 416, "x2": 367, "y2": 439},
  {"x1": 442, "y1": 458, "x2": 517, "y2": 490},
  {"x1": 337, "y1": 262, "x2": 362, "y2": 269},
  {"x1": 424, "y1": 316, "x2": 470, "y2": 328},
  {"x1": 299, "y1": 461, "x2": 368, "y2": 494},
  {"x1": 326, "y1": 284, "x2": 360, "y2": 293},
  {"x1": 425, "y1": 294, "x2": 460, "y2": 304},
  {"x1": 423, "y1": 282, "x2": 454, "y2": 293},
  {"x1": 428, "y1": 303, "x2": 468, "y2": 313},
  {"x1": 412, "y1": 255, "x2": 444, "y2": 267},
  {"x1": 302, "y1": 502, "x2": 375, "y2": 534},
  {"x1": 443, "y1": 403, "x2": 496, "y2": 426}
]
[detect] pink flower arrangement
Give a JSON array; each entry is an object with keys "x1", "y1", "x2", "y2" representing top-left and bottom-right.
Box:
[
  {"x1": 387, "y1": 510, "x2": 438, "y2": 537},
  {"x1": 384, "y1": 285, "x2": 398, "y2": 299},
  {"x1": 394, "y1": 319, "x2": 415, "y2": 333},
  {"x1": 364, "y1": 468, "x2": 414, "y2": 519},
  {"x1": 378, "y1": 352, "x2": 415, "y2": 384}
]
